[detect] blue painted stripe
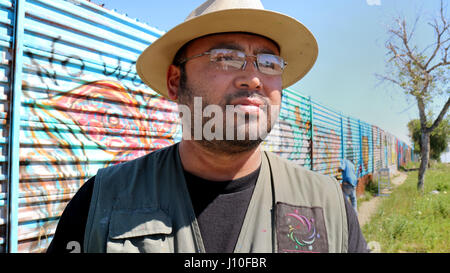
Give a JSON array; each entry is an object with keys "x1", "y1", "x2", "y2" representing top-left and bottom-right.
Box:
[
  {"x1": 7, "y1": 0, "x2": 25, "y2": 253},
  {"x1": 23, "y1": 5, "x2": 150, "y2": 53},
  {"x1": 32, "y1": 0, "x2": 164, "y2": 41},
  {"x1": 0, "y1": 0, "x2": 11, "y2": 8},
  {"x1": 284, "y1": 87, "x2": 309, "y2": 101},
  {"x1": 25, "y1": 6, "x2": 155, "y2": 50}
]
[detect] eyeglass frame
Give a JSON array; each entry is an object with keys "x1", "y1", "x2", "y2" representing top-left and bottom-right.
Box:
[{"x1": 176, "y1": 48, "x2": 288, "y2": 75}]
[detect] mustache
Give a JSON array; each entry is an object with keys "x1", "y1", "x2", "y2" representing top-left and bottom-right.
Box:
[{"x1": 223, "y1": 90, "x2": 270, "y2": 108}]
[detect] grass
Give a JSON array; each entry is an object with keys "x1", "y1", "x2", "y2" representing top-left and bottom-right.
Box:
[
  {"x1": 402, "y1": 161, "x2": 421, "y2": 170},
  {"x1": 361, "y1": 163, "x2": 450, "y2": 253}
]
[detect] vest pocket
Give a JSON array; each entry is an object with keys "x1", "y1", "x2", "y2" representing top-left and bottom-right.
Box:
[
  {"x1": 107, "y1": 208, "x2": 173, "y2": 253},
  {"x1": 275, "y1": 202, "x2": 329, "y2": 253}
]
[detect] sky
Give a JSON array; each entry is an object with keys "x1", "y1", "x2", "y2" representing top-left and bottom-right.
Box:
[{"x1": 91, "y1": 0, "x2": 449, "y2": 147}]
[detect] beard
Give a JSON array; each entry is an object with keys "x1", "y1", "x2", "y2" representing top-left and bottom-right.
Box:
[{"x1": 177, "y1": 76, "x2": 280, "y2": 155}]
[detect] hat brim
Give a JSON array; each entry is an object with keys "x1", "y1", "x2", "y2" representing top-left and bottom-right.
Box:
[{"x1": 136, "y1": 8, "x2": 318, "y2": 98}]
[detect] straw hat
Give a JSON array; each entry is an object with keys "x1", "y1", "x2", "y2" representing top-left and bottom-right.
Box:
[{"x1": 136, "y1": 0, "x2": 318, "y2": 98}]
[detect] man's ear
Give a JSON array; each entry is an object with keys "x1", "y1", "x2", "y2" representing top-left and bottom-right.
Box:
[{"x1": 167, "y1": 64, "x2": 181, "y2": 101}]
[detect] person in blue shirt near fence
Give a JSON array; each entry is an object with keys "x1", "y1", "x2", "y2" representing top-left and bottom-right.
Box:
[{"x1": 339, "y1": 158, "x2": 358, "y2": 214}]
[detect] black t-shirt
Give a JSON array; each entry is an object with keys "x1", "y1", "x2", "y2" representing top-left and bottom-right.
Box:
[{"x1": 46, "y1": 166, "x2": 368, "y2": 253}]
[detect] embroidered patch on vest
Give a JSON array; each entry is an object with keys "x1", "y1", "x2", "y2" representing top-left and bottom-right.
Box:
[{"x1": 276, "y1": 202, "x2": 329, "y2": 253}]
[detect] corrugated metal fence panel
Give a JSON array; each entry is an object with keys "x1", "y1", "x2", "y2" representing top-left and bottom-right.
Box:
[
  {"x1": 397, "y1": 139, "x2": 412, "y2": 167},
  {"x1": 380, "y1": 129, "x2": 387, "y2": 168},
  {"x1": 342, "y1": 117, "x2": 360, "y2": 172},
  {"x1": 384, "y1": 132, "x2": 397, "y2": 173},
  {"x1": 388, "y1": 133, "x2": 398, "y2": 168},
  {"x1": 262, "y1": 88, "x2": 312, "y2": 168},
  {"x1": 372, "y1": 126, "x2": 382, "y2": 171},
  {"x1": 0, "y1": 0, "x2": 12, "y2": 253},
  {"x1": 311, "y1": 101, "x2": 342, "y2": 177},
  {"x1": 360, "y1": 121, "x2": 373, "y2": 176},
  {"x1": 17, "y1": 0, "x2": 181, "y2": 252}
]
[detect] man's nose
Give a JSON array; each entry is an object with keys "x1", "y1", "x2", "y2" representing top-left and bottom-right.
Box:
[{"x1": 234, "y1": 61, "x2": 263, "y2": 90}]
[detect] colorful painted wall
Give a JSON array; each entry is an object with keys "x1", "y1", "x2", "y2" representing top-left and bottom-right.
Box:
[
  {"x1": 1, "y1": 0, "x2": 414, "y2": 252},
  {"x1": 262, "y1": 90, "x2": 412, "y2": 180}
]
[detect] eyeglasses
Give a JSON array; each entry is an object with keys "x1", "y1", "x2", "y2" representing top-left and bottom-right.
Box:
[{"x1": 178, "y1": 48, "x2": 287, "y2": 76}]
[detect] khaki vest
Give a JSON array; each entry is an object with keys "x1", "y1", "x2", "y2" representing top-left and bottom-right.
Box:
[{"x1": 84, "y1": 143, "x2": 348, "y2": 253}]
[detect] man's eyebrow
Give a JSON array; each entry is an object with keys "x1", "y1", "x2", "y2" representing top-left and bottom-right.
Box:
[{"x1": 208, "y1": 43, "x2": 244, "y2": 51}]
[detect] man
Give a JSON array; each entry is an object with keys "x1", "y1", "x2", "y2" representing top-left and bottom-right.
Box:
[
  {"x1": 339, "y1": 158, "x2": 359, "y2": 214},
  {"x1": 47, "y1": 0, "x2": 368, "y2": 253}
]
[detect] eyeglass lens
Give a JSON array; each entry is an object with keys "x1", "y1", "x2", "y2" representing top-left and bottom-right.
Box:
[{"x1": 209, "y1": 49, "x2": 284, "y2": 75}]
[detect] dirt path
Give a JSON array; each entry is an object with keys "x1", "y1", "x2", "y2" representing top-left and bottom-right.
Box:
[{"x1": 357, "y1": 172, "x2": 408, "y2": 227}]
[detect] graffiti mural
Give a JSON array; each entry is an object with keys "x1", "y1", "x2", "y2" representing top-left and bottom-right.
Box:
[
  {"x1": 21, "y1": 80, "x2": 180, "y2": 174},
  {"x1": 372, "y1": 126, "x2": 382, "y2": 170},
  {"x1": 361, "y1": 136, "x2": 369, "y2": 171},
  {"x1": 345, "y1": 117, "x2": 355, "y2": 160},
  {"x1": 397, "y1": 140, "x2": 412, "y2": 167},
  {"x1": 18, "y1": 79, "x2": 181, "y2": 252},
  {"x1": 263, "y1": 90, "x2": 312, "y2": 167}
]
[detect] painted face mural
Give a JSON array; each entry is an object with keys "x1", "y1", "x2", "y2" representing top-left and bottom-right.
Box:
[
  {"x1": 21, "y1": 80, "x2": 181, "y2": 179},
  {"x1": 18, "y1": 79, "x2": 182, "y2": 252},
  {"x1": 41, "y1": 81, "x2": 179, "y2": 153}
]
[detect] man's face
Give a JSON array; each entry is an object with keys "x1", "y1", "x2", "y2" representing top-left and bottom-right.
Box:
[{"x1": 173, "y1": 33, "x2": 283, "y2": 154}]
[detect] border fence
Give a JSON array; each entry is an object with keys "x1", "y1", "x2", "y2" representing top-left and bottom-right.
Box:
[{"x1": 0, "y1": 0, "x2": 414, "y2": 252}]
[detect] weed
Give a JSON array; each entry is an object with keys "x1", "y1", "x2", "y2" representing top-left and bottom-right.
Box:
[{"x1": 435, "y1": 181, "x2": 448, "y2": 192}]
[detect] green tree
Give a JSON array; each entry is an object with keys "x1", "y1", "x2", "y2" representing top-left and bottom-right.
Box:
[
  {"x1": 408, "y1": 117, "x2": 450, "y2": 161},
  {"x1": 377, "y1": 0, "x2": 449, "y2": 192}
]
